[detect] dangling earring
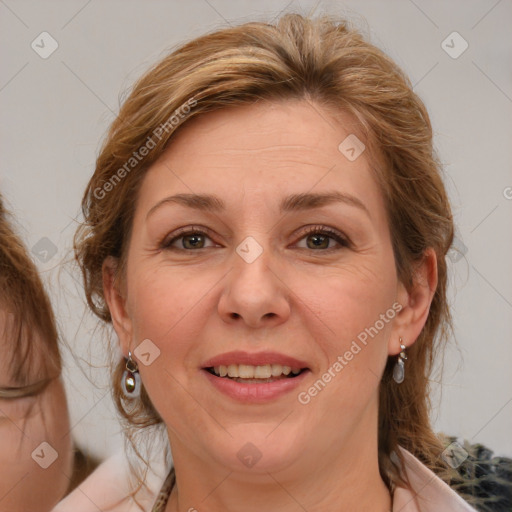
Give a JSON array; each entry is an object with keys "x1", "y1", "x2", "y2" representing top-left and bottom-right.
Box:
[
  {"x1": 392, "y1": 338, "x2": 407, "y2": 384},
  {"x1": 122, "y1": 351, "x2": 141, "y2": 398}
]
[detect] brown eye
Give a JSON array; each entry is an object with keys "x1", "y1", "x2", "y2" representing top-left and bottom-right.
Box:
[
  {"x1": 162, "y1": 228, "x2": 216, "y2": 251},
  {"x1": 296, "y1": 226, "x2": 349, "y2": 251},
  {"x1": 182, "y1": 233, "x2": 206, "y2": 249},
  {"x1": 306, "y1": 233, "x2": 331, "y2": 249}
]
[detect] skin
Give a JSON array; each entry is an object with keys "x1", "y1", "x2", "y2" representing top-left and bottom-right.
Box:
[
  {"x1": 104, "y1": 99, "x2": 437, "y2": 512},
  {"x1": 0, "y1": 309, "x2": 73, "y2": 512}
]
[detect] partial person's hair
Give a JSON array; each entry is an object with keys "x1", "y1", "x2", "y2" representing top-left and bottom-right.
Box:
[
  {"x1": 74, "y1": 13, "x2": 455, "y2": 492},
  {"x1": 0, "y1": 194, "x2": 101, "y2": 497},
  {"x1": 0, "y1": 194, "x2": 61, "y2": 387}
]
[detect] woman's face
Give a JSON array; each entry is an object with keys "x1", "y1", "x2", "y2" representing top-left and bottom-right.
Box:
[{"x1": 108, "y1": 99, "x2": 415, "y2": 476}]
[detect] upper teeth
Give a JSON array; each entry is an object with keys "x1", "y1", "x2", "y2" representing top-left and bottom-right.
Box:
[{"x1": 212, "y1": 364, "x2": 302, "y2": 379}]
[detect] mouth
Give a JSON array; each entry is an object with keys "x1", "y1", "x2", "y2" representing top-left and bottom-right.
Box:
[
  {"x1": 200, "y1": 351, "x2": 311, "y2": 401},
  {"x1": 204, "y1": 364, "x2": 308, "y2": 384}
]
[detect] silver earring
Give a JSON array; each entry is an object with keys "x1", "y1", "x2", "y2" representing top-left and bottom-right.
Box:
[
  {"x1": 122, "y1": 351, "x2": 141, "y2": 398},
  {"x1": 392, "y1": 338, "x2": 407, "y2": 384}
]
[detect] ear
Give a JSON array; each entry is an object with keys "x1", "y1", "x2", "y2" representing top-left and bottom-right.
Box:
[
  {"x1": 388, "y1": 247, "x2": 438, "y2": 355},
  {"x1": 102, "y1": 256, "x2": 132, "y2": 357}
]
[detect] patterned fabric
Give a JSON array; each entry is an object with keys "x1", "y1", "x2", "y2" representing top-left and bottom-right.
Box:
[{"x1": 444, "y1": 438, "x2": 512, "y2": 512}]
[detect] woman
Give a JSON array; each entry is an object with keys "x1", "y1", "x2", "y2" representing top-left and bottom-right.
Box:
[
  {"x1": 66, "y1": 13, "x2": 479, "y2": 511},
  {"x1": 0, "y1": 195, "x2": 74, "y2": 511}
]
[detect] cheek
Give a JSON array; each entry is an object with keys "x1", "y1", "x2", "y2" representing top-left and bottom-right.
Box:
[
  {"x1": 128, "y1": 265, "x2": 206, "y2": 341},
  {"x1": 126, "y1": 266, "x2": 218, "y2": 400},
  {"x1": 290, "y1": 261, "x2": 397, "y2": 408},
  {"x1": 298, "y1": 258, "x2": 396, "y2": 338}
]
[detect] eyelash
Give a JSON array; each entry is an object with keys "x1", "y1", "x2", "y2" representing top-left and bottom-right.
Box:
[{"x1": 160, "y1": 225, "x2": 350, "y2": 252}]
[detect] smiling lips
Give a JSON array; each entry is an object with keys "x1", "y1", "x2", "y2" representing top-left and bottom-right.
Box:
[
  {"x1": 202, "y1": 360, "x2": 310, "y2": 402},
  {"x1": 202, "y1": 350, "x2": 310, "y2": 383}
]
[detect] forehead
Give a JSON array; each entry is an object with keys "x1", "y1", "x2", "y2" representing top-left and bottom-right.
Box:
[{"x1": 137, "y1": 99, "x2": 385, "y2": 217}]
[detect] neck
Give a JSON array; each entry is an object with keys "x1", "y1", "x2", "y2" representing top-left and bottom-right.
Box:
[{"x1": 164, "y1": 428, "x2": 391, "y2": 512}]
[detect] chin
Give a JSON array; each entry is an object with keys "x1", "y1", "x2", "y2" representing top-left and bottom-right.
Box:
[{"x1": 217, "y1": 429, "x2": 303, "y2": 475}]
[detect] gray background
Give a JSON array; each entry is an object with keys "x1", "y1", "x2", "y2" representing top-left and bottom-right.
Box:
[{"x1": 1, "y1": 0, "x2": 511, "y2": 460}]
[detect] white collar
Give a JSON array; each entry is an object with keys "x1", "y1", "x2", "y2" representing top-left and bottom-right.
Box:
[{"x1": 393, "y1": 446, "x2": 477, "y2": 511}]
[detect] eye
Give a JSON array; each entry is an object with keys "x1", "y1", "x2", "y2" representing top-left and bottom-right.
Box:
[
  {"x1": 160, "y1": 225, "x2": 349, "y2": 252},
  {"x1": 295, "y1": 226, "x2": 350, "y2": 251},
  {"x1": 161, "y1": 227, "x2": 217, "y2": 250}
]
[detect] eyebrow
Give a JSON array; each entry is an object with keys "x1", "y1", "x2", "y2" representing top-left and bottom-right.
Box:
[{"x1": 146, "y1": 191, "x2": 370, "y2": 219}]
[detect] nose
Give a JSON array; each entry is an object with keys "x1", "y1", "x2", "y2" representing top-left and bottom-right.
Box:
[{"x1": 217, "y1": 245, "x2": 291, "y2": 329}]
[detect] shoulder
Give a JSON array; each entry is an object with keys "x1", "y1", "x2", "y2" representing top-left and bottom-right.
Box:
[
  {"x1": 52, "y1": 451, "x2": 168, "y2": 512},
  {"x1": 393, "y1": 447, "x2": 478, "y2": 512}
]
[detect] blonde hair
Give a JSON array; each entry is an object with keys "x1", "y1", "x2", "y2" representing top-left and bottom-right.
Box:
[{"x1": 75, "y1": 13, "x2": 454, "y2": 494}]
